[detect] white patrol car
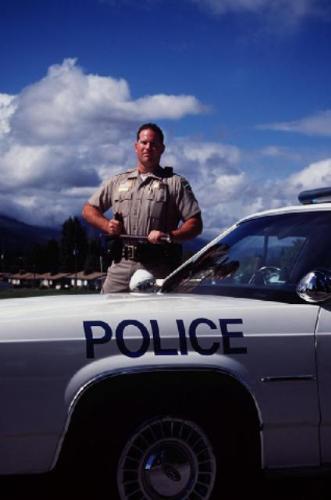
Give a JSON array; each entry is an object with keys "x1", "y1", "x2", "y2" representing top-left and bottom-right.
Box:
[{"x1": 1, "y1": 187, "x2": 331, "y2": 499}]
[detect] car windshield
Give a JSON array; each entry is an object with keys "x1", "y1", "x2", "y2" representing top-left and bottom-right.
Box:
[{"x1": 162, "y1": 211, "x2": 331, "y2": 303}]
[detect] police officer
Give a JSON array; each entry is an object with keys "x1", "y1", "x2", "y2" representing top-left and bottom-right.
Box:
[{"x1": 82, "y1": 123, "x2": 203, "y2": 292}]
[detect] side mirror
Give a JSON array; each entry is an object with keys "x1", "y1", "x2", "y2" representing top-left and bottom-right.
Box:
[
  {"x1": 131, "y1": 277, "x2": 158, "y2": 293},
  {"x1": 129, "y1": 270, "x2": 163, "y2": 293},
  {"x1": 297, "y1": 269, "x2": 331, "y2": 303}
]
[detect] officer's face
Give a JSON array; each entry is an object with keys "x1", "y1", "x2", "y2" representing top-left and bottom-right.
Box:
[{"x1": 135, "y1": 129, "x2": 165, "y2": 171}]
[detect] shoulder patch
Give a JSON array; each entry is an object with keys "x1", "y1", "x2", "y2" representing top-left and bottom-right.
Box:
[{"x1": 182, "y1": 179, "x2": 193, "y2": 191}]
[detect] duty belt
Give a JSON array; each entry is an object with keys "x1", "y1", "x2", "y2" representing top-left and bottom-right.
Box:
[{"x1": 122, "y1": 243, "x2": 182, "y2": 264}]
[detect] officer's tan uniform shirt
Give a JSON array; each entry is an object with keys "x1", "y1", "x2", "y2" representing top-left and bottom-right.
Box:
[{"x1": 88, "y1": 166, "x2": 201, "y2": 233}]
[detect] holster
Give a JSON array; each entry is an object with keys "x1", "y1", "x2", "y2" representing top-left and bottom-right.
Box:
[{"x1": 106, "y1": 238, "x2": 123, "y2": 264}]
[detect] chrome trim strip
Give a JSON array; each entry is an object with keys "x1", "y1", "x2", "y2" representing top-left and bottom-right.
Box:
[{"x1": 260, "y1": 375, "x2": 314, "y2": 383}]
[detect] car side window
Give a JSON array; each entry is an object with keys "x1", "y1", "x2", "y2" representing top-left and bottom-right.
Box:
[{"x1": 166, "y1": 212, "x2": 331, "y2": 301}]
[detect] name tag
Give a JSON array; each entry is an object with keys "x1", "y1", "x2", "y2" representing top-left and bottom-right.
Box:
[{"x1": 118, "y1": 181, "x2": 133, "y2": 192}]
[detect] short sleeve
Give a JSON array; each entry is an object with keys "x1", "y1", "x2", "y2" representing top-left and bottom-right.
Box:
[
  {"x1": 88, "y1": 180, "x2": 113, "y2": 213},
  {"x1": 176, "y1": 176, "x2": 201, "y2": 221}
]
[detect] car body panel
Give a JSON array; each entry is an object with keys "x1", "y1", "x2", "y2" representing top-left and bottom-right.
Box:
[
  {"x1": 0, "y1": 292, "x2": 321, "y2": 473},
  {"x1": 2, "y1": 200, "x2": 331, "y2": 478}
]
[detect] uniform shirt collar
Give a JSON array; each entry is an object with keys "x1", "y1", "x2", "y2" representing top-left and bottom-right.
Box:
[
  {"x1": 131, "y1": 165, "x2": 164, "y2": 180},
  {"x1": 127, "y1": 169, "x2": 139, "y2": 179}
]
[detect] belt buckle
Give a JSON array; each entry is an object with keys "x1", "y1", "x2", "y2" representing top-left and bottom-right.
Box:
[{"x1": 126, "y1": 244, "x2": 137, "y2": 260}]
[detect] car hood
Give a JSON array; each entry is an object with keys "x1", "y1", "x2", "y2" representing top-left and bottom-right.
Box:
[
  {"x1": 0, "y1": 292, "x2": 290, "y2": 336},
  {"x1": 0, "y1": 291, "x2": 289, "y2": 316}
]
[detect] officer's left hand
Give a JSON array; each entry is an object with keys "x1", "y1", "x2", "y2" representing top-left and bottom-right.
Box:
[{"x1": 148, "y1": 230, "x2": 167, "y2": 244}]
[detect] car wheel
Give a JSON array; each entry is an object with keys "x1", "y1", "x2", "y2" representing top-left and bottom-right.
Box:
[{"x1": 117, "y1": 416, "x2": 216, "y2": 500}]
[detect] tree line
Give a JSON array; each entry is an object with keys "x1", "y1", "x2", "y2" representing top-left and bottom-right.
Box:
[{"x1": 4, "y1": 217, "x2": 107, "y2": 274}]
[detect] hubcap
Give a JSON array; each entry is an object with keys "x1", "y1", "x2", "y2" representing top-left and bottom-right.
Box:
[
  {"x1": 117, "y1": 417, "x2": 216, "y2": 500},
  {"x1": 144, "y1": 440, "x2": 194, "y2": 496}
]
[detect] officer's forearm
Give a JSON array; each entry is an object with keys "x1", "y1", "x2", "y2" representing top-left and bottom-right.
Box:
[
  {"x1": 170, "y1": 214, "x2": 203, "y2": 242},
  {"x1": 82, "y1": 203, "x2": 110, "y2": 234}
]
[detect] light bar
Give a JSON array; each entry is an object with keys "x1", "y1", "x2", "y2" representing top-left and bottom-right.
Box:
[{"x1": 298, "y1": 187, "x2": 331, "y2": 205}]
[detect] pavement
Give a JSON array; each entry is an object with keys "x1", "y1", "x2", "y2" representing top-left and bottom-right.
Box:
[{"x1": 0, "y1": 473, "x2": 330, "y2": 500}]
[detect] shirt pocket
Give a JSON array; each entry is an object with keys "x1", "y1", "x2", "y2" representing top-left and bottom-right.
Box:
[
  {"x1": 113, "y1": 192, "x2": 133, "y2": 217},
  {"x1": 147, "y1": 188, "x2": 167, "y2": 220}
]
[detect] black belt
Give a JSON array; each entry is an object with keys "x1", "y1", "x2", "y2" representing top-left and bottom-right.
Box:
[{"x1": 122, "y1": 243, "x2": 182, "y2": 263}]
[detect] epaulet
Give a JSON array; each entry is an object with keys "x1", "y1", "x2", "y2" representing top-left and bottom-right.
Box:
[
  {"x1": 114, "y1": 168, "x2": 136, "y2": 178},
  {"x1": 162, "y1": 166, "x2": 174, "y2": 178}
]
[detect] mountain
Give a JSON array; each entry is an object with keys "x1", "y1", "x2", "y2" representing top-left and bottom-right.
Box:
[
  {"x1": 0, "y1": 213, "x2": 208, "y2": 255},
  {"x1": 0, "y1": 214, "x2": 61, "y2": 252}
]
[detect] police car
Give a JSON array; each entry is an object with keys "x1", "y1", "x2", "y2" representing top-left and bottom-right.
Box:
[{"x1": 1, "y1": 187, "x2": 331, "y2": 500}]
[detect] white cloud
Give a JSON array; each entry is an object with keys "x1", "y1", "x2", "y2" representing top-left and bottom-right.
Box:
[
  {"x1": 196, "y1": 156, "x2": 331, "y2": 238},
  {"x1": 0, "y1": 93, "x2": 16, "y2": 134},
  {"x1": 285, "y1": 158, "x2": 331, "y2": 193},
  {"x1": 259, "y1": 145, "x2": 300, "y2": 160},
  {"x1": 163, "y1": 139, "x2": 243, "y2": 203},
  {"x1": 1, "y1": 58, "x2": 331, "y2": 240},
  {"x1": 126, "y1": 95, "x2": 205, "y2": 120},
  {"x1": 258, "y1": 110, "x2": 331, "y2": 137},
  {"x1": 9, "y1": 58, "x2": 204, "y2": 146},
  {"x1": 178, "y1": 141, "x2": 240, "y2": 165},
  {"x1": 0, "y1": 59, "x2": 206, "y2": 226},
  {"x1": 161, "y1": 138, "x2": 249, "y2": 237}
]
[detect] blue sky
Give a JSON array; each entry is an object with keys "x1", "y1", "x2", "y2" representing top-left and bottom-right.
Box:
[{"x1": 1, "y1": 0, "x2": 331, "y2": 237}]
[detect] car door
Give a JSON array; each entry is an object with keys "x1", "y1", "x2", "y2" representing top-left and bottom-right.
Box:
[{"x1": 234, "y1": 300, "x2": 320, "y2": 469}]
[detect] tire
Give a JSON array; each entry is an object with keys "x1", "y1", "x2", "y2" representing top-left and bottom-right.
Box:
[
  {"x1": 58, "y1": 375, "x2": 260, "y2": 499},
  {"x1": 117, "y1": 416, "x2": 216, "y2": 500}
]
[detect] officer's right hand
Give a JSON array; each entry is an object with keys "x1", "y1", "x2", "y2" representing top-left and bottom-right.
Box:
[{"x1": 107, "y1": 218, "x2": 122, "y2": 236}]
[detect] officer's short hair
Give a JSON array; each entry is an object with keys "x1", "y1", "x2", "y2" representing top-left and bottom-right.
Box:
[{"x1": 137, "y1": 123, "x2": 164, "y2": 144}]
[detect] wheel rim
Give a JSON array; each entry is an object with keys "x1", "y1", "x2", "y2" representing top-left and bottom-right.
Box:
[{"x1": 117, "y1": 417, "x2": 216, "y2": 500}]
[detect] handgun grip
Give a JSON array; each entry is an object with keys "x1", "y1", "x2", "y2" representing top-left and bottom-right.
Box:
[{"x1": 114, "y1": 212, "x2": 123, "y2": 222}]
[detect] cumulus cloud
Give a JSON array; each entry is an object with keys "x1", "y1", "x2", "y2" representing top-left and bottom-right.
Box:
[
  {"x1": 191, "y1": 153, "x2": 331, "y2": 238},
  {"x1": 223, "y1": 157, "x2": 331, "y2": 229},
  {"x1": 1, "y1": 58, "x2": 330, "y2": 240},
  {"x1": 164, "y1": 139, "x2": 244, "y2": 203},
  {"x1": 284, "y1": 158, "x2": 331, "y2": 193},
  {"x1": 258, "y1": 110, "x2": 331, "y2": 137},
  {"x1": 0, "y1": 59, "x2": 205, "y2": 226},
  {"x1": 10, "y1": 58, "x2": 204, "y2": 146},
  {"x1": 0, "y1": 93, "x2": 16, "y2": 134},
  {"x1": 162, "y1": 138, "x2": 252, "y2": 237},
  {"x1": 0, "y1": 63, "x2": 248, "y2": 235}
]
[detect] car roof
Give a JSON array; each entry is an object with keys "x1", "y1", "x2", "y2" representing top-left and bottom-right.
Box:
[{"x1": 238, "y1": 202, "x2": 331, "y2": 224}]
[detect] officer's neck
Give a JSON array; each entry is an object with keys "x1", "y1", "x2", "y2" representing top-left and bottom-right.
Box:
[{"x1": 137, "y1": 163, "x2": 159, "y2": 175}]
